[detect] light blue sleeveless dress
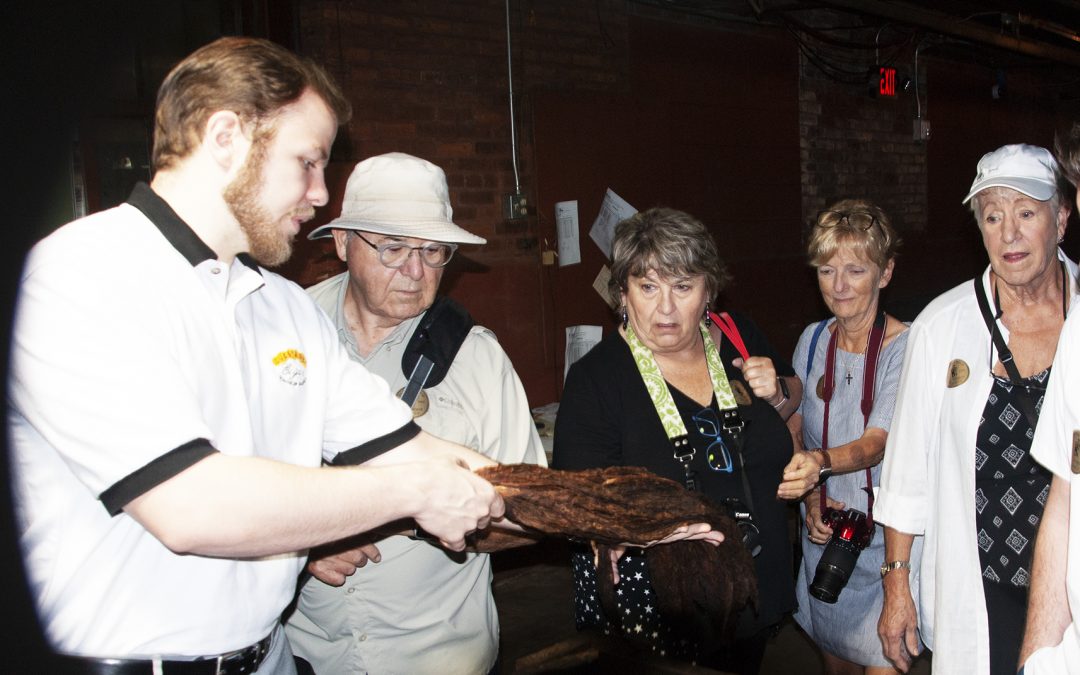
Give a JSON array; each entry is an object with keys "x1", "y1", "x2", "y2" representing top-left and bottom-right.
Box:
[{"x1": 792, "y1": 319, "x2": 909, "y2": 666}]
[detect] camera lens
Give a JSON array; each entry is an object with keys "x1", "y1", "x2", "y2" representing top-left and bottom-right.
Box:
[
  {"x1": 740, "y1": 522, "x2": 762, "y2": 558},
  {"x1": 809, "y1": 536, "x2": 862, "y2": 604}
]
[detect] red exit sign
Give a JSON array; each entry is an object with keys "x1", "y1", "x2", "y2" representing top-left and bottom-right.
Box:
[{"x1": 877, "y1": 66, "x2": 897, "y2": 97}]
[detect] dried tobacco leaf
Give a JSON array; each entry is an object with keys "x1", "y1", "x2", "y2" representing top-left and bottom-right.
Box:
[{"x1": 476, "y1": 464, "x2": 757, "y2": 643}]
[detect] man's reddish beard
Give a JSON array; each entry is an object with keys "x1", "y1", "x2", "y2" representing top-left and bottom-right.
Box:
[{"x1": 223, "y1": 139, "x2": 312, "y2": 267}]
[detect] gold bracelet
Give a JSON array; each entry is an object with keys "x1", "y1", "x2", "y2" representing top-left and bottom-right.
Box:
[{"x1": 880, "y1": 560, "x2": 911, "y2": 577}]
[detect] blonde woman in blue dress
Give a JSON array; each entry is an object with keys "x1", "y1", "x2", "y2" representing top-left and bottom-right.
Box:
[{"x1": 777, "y1": 199, "x2": 910, "y2": 675}]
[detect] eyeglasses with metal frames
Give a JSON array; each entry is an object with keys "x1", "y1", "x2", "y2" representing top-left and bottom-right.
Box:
[
  {"x1": 816, "y1": 210, "x2": 880, "y2": 232},
  {"x1": 353, "y1": 232, "x2": 458, "y2": 269}
]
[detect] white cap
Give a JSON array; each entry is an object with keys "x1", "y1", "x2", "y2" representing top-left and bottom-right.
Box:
[{"x1": 962, "y1": 143, "x2": 1061, "y2": 204}]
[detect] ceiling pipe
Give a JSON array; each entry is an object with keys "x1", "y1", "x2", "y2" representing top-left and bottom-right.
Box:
[
  {"x1": 819, "y1": 0, "x2": 1080, "y2": 68},
  {"x1": 1017, "y1": 12, "x2": 1080, "y2": 47}
]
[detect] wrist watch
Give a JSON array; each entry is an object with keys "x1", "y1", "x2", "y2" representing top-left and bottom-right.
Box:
[
  {"x1": 880, "y1": 560, "x2": 911, "y2": 577},
  {"x1": 815, "y1": 448, "x2": 833, "y2": 483},
  {"x1": 772, "y1": 376, "x2": 790, "y2": 409}
]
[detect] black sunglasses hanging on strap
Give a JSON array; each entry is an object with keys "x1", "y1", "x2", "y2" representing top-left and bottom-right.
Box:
[{"x1": 972, "y1": 262, "x2": 1065, "y2": 430}]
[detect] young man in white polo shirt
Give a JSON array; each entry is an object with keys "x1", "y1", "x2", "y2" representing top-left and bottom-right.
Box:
[{"x1": 8, "y1": 37, "x2": 508, "y2": 674}]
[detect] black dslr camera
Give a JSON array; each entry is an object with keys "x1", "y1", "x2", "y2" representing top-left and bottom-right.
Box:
[
  {"x1": 720, "y1": 497, "x2": 762, "y2": 557},
  {"x1": 808, "y1": 507, "x2": 873, "y2": 603}
]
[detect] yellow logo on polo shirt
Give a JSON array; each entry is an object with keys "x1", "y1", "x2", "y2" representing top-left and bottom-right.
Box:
[{"x1": 273, "y1": 349, "x2": 307, "y2": 386}]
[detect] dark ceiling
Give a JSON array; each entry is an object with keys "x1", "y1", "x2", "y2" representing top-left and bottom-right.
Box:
[{"x1": 635, "y1": 0, "x2": 1080, "y2": 73}]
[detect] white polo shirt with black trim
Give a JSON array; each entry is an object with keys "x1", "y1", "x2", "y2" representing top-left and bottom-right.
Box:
[{"x1": 8, "y1": 183, "x2": 415, "y2": 659}]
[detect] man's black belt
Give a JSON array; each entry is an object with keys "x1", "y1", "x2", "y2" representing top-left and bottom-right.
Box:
[{"x1": 55, "y1": 634, "x2": 272, "y2": 675}]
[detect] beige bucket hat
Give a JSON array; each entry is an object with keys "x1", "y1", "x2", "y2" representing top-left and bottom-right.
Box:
[{"x1": 309, "y1": 152, "x2": 486, "y2": 244}]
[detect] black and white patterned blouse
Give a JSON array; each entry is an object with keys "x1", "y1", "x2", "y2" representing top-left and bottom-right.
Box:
[{"x1": 975, "y1": 368, "x2": 1053, "y2": 589}]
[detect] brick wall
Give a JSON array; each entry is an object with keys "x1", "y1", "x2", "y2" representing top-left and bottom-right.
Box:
[
  {"x1": 796, "y1": 13, "x2": 1080, "y2": 320},
  {"x1": 797, "y1": 19, "x2": 928, "y2": 238},
  {"x1": 286, "y1": 0, "x2": 633, "y2": 403},
  {"x1": 293, "y1": 0, "x2": 629, "y2": 263},
  {"x1": 284, "y1": 2, "x2": 1080, "y2": 401}
]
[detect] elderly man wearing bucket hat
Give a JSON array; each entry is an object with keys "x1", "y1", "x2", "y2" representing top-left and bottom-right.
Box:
[
  {"x1": 285, "y1": 152, "x2": 547, "y2": 675},
  {"x1": 875, "y1": 143, "x2": 1078, "y2": 675}
]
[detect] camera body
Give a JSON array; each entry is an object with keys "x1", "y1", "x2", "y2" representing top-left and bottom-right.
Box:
[
  {"x1": 808, "y1": 507, "x2": 874, "y2": 604},
  {"x1": 720, "y1": 497, "x2": 762, "y2": 557}
]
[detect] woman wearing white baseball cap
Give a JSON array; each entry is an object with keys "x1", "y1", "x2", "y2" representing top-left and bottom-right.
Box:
[{"x1": 876, "y1": 143, "x2": 1079, "y2": 675}]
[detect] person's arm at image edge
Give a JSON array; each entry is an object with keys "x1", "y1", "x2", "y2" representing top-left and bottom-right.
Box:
[{"x1": 1019, "y1": 474, "x2": 1072, "y2": 666}]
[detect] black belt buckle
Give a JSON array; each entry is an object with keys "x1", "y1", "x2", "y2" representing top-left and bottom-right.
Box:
[{"x1": 207, "y1": 635, "x2": 271, "y2": 675}]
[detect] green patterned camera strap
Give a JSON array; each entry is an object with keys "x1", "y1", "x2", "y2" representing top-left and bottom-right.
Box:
[{"x1": 624, "y1": 321, "x2": 738, "y2": 489}]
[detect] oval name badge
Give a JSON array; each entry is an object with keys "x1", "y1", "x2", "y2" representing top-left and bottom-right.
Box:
[
  {"x1": 946, "y1": 359, "x2": 970, "y2": 388},
  {"x1": 815, "y1": 375, "x2": 825, "y2": 400},
  {"x1": 396, "y1": 387, "x2": 430, "y2": 418}
]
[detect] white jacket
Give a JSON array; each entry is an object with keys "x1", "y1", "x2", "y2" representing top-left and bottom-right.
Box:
[{"x1": 876, "y1": 252, "x2": 1079, "y2": 674}]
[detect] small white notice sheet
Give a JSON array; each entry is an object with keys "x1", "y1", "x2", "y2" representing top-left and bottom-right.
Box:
[
  {"x1": 555, "y1": 200, "x2": 580, "y2": 266},
  {"x1": 565, "y1": 325, "x2": 602, "y2": 381},
  {"x1": 589, "y1": 188, "x2": 636, "y2": 259}
]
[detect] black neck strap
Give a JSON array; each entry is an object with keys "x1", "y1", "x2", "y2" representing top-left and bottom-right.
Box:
[
  {"x1": 722, "y1": 414, "x2": 758, "y2": 523},
  {"x1": 704, "y1": 319, "x2": 757, "y2": 517},
  {"x1": 819, "y1": 310, "x2": 886, "y2": 521},
  {"x1": 971, "y1": 262, "x2": 1066, "y2": 430}
]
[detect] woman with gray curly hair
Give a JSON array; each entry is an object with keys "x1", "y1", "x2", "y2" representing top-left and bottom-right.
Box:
[{"x1": 553, "y1": 206, "x2": 801, "y2": 673}]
